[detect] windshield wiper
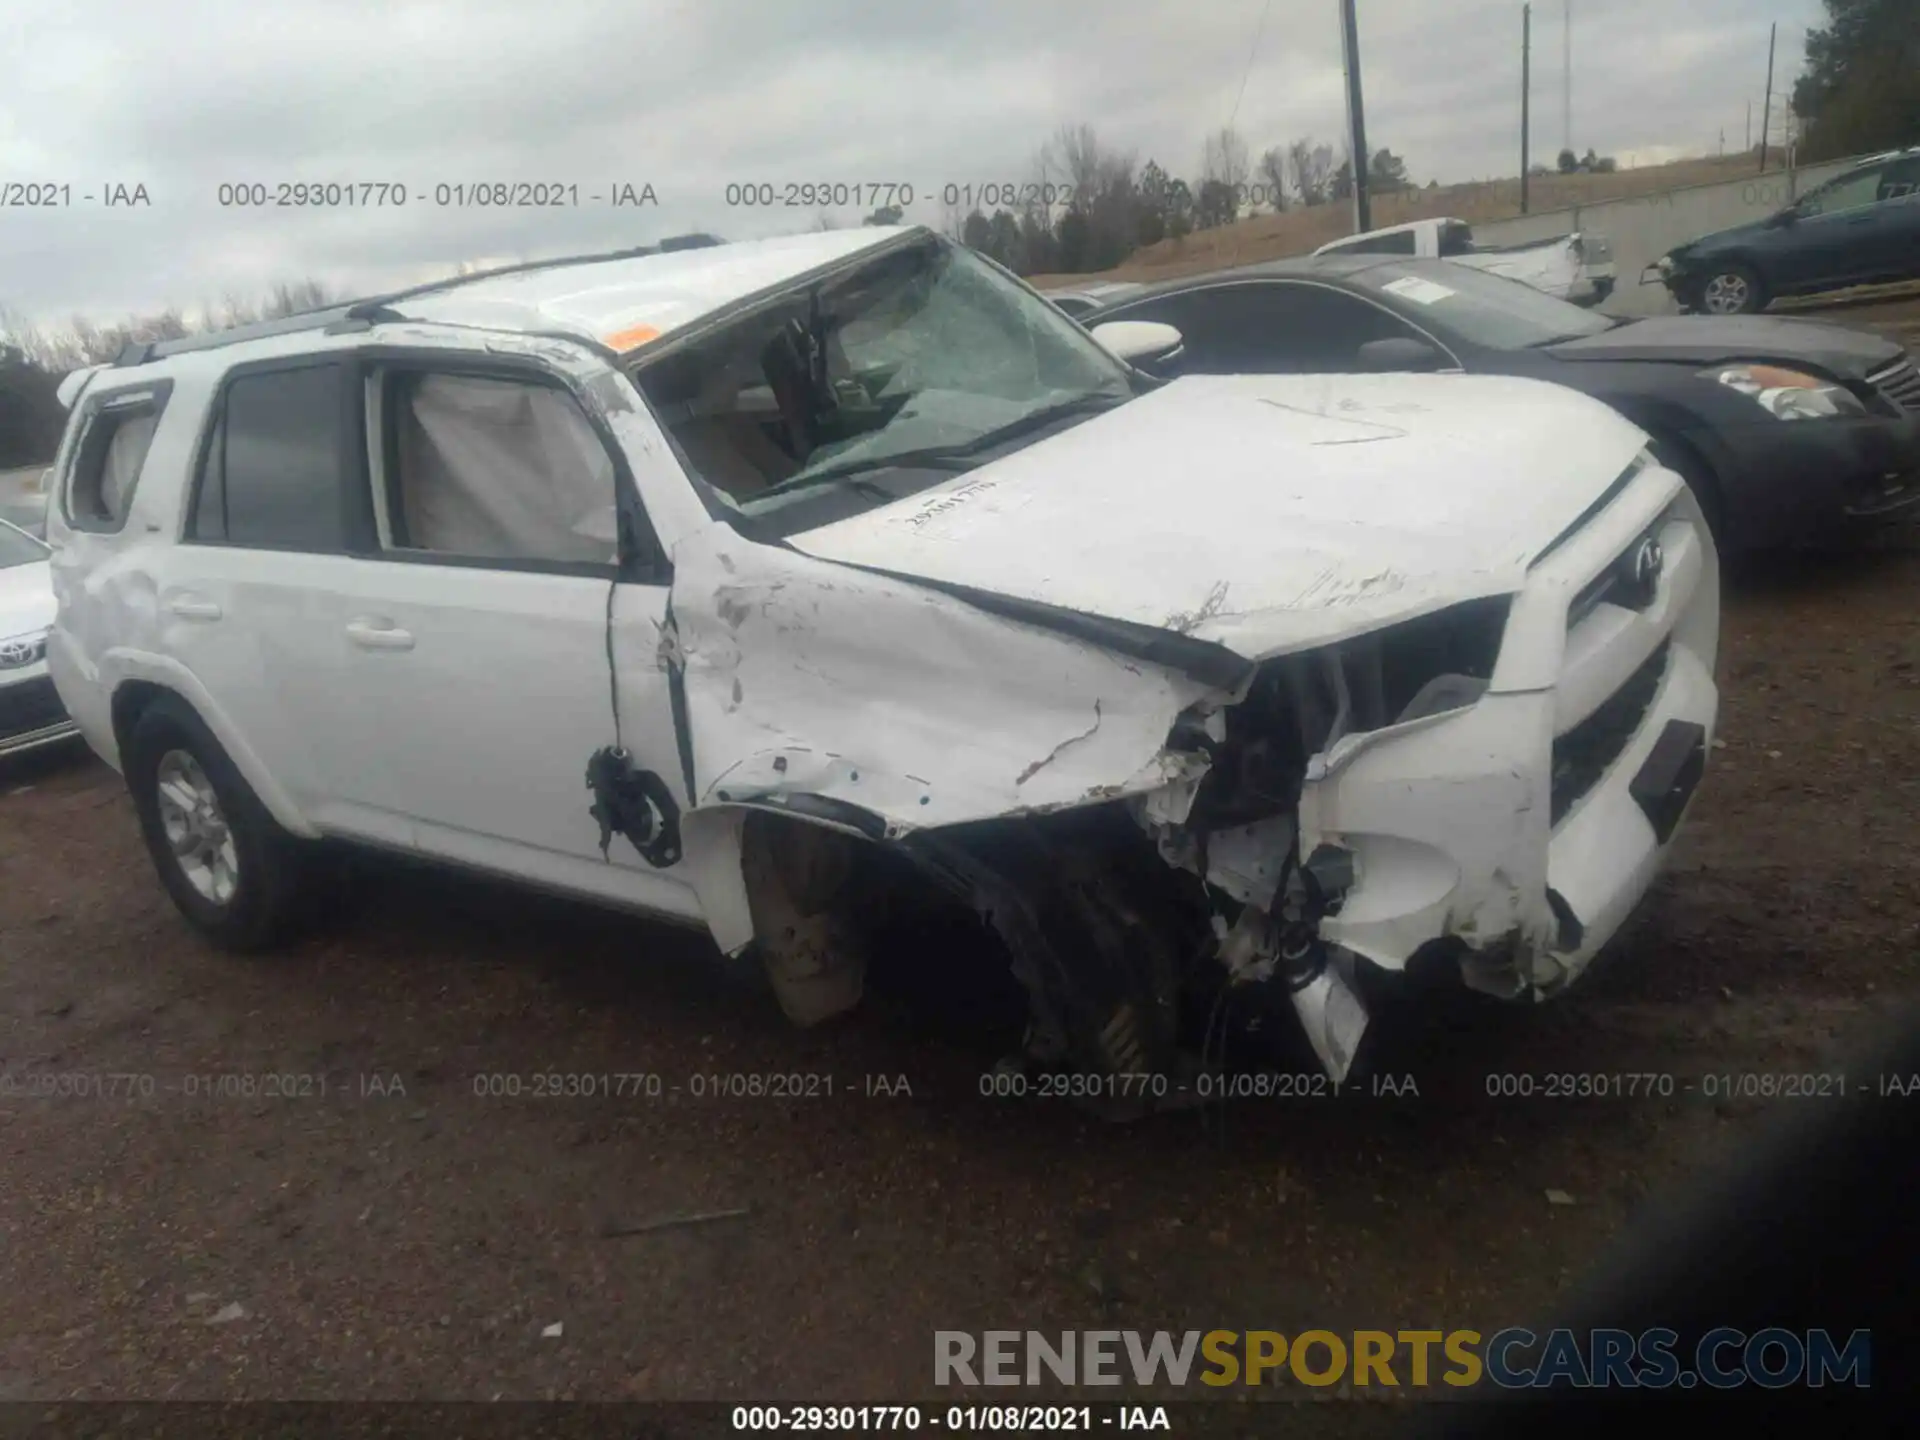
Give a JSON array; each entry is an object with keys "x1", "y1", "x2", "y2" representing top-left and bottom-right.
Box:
[{"x1": 758, "y1": 391, "x2": 1128, "y2": 497}]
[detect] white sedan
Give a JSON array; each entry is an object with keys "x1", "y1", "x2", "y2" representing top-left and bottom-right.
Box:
[{"x1": 0, "y1": 517, "x2": 79, "y2": 757}]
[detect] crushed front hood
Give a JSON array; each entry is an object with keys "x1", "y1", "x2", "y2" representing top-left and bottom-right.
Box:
[{"x1": 787, "y1": 373, "x2": 1650, "y2": 661}]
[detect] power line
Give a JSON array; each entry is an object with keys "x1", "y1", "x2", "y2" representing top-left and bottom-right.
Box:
[{"x1": 1224, "y1": 0, "x2": 1274, "y2": 136}]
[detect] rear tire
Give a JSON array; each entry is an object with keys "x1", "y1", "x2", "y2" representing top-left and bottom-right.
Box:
[
  {"x1": 124, "y1": 694, "x2": 315, "y2": 951},
  {"x1": 1698, "y1": 261, "x2": 1767, "y2": 315}
]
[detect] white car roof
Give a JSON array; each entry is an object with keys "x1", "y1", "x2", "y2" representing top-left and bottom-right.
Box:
[
  {"x1": 1312, "y1": 217, "x2": 1462, "y2": 256},
  {"x1": 400, "y1": 226, "x2": 910, "y2": 351},
  {"x1": 97, "y1": 226, "x2": 920, "y2": 384}
]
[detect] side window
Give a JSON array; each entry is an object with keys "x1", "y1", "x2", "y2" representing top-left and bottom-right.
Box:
[
  {"x1": 379, "y1": 370, "x2": 621, "y2": 569},
  {"x1": 190, "y1": 363, "x2": 355, "y2": 551},
  {"x1": 1119, "y1": 284, "x2": 1428, "y2": 374},
  {"x1": 1880, "y1": 158, "x2": 1920, "y2": 203},
  {"x1": 1109, "y1": 290, "x2": 1244, "y2": 371},
  {"x1": 65, "y1": 384, "x2": 170, "y2": 532},
  {"x1": 1799, "y1": 165, "x2": 1886, "y2": 217}
]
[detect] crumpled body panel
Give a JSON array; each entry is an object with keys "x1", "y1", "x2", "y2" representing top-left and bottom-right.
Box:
[{"x1": 670, "y1": 523, "x2": 1215, "y2": 833}]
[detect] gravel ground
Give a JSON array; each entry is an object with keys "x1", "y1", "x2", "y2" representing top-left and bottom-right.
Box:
[{"x1": 3, "y1": 300, "x2": 1919, "y2": 1424}]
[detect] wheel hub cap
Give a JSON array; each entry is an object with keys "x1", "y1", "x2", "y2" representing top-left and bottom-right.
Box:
[
  {"x1": 1703, "y1": 274, "x2": 1749, "y2": 313},
  {"x1": 155, "y1": 750, "x2": 239, "y2": 905}
]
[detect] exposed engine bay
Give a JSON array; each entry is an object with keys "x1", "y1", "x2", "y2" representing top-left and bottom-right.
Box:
[{"x1": 698, "y1": 595, "x2": 1516, "y2": 1101}]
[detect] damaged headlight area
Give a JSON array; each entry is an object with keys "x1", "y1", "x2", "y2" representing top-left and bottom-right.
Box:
[
  {"x1": 1709, "y1": 363, "x2": 1868, "y2": 421},
  {"x1": 732, "y1": 593, "x2": 1524, "y2": 1114},
  {"x1": 1129, "y1": 595, "x2": 1511, "y2": 1084}
]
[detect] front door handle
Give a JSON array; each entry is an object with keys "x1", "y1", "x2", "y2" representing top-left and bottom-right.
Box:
[
  {"x1": 345, "y1": 617, "x2": 415, "y2": 652},
  {"x1": 165, "y1": 594, "x2": 222, "y2": 621}
]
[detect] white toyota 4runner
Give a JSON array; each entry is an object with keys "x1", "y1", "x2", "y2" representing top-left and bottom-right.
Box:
[{"x1": 46, "y1": 225, "x2": 1719, "y2": 1088}]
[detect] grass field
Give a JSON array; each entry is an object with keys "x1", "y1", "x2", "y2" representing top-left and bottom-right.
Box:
[{"x1": 1026, "y1": 151, "x2": 1796, "y2": 290}]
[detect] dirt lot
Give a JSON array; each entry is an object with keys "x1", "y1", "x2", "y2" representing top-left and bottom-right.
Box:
[{"x1": 3, "y1": 304, "x2": 1920, "y2": 1423}]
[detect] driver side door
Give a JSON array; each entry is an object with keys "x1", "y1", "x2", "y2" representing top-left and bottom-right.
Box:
[
  {"x1": 325, "y1": 355, "x2": 699, "y2": 920},
  {"x1": 1779, "y1": 163, "x2": 1893, "y2": 289}
]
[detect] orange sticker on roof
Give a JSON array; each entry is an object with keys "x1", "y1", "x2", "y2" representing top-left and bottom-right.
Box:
[{"x1": 603, "y1": 323, "x2": 660, "y2": 351}]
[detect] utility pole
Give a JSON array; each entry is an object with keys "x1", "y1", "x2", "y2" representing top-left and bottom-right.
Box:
[
  {"x1": 1746, "y1": 101, "x2": 1752, "y2": 153},
  {"x1": 1339, "y1": 0, "x2": 1371, "y2": 232},
  {"x1": 1758, "y1": 22, "x2": 1776, "y2": 174},
  {"x1": 1521, "y1": 4, "x2": 1532, "y2": 213},
  {"x1": 1562, "y1": 0, "x2": 1572, "y2": 159}
]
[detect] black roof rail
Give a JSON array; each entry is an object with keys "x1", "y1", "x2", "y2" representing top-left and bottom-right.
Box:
[
  {"x1": 112, "y1": 237, "x2": 734, "y2": 368},
  {"x1": 112, "y1": 303, "x2": 361, "y2": 366}
]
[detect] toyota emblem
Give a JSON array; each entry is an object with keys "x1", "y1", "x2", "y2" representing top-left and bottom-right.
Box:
[
  {"x1": 0, "y1": 638, "x2": 36, "y2": 668},
  {"x1": 1630, "y1": 536, "x2": 1665, "y2": 591}
]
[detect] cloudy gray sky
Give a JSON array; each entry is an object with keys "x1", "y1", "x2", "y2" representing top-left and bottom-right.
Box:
[{"x1": 0, "y1": 0, "x2": 1823, "y2": 329}]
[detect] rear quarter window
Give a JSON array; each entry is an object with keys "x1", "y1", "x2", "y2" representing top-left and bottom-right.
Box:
[{"x1": 63, "y1": 381, "x2": 173, "y2": 533}]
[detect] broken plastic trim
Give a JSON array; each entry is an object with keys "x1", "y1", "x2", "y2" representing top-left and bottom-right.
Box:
[
  {"x1": 585, "y1": 747, "x2": 683, "y2": 867},
  {"x1": 716, "y1": 791, "x2": 889, "y2": 841}
]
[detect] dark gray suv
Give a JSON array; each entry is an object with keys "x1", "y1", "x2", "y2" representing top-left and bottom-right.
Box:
[{"x1": 1651, "y1": 147, "x2": 1920, "y2": 314}]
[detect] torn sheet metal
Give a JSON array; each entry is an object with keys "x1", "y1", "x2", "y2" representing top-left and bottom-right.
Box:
[
  {"x1": 787, "y1": 372, "x2": 1650, "y2": 662},
  {"x1": 667, "y1": 521, "x2": 1216, "y2": 836},
  {"x1": 1299, "y1": 689, "x2": 1561, "y2": 986}
]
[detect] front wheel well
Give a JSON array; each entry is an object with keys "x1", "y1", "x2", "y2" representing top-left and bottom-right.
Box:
[
  {"x1": 1642, "y1": 428, "x2": 1727, "y2": 544},
  {"x1": 110, "y1": 679, "x2": 177, "y2": 757}
]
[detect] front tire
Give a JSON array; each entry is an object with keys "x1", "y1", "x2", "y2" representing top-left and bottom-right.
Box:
[
  {"x1": 1698, "y1": 261, "x2": 1767, "y2": 315},
  {"x1": 124, "y1": 694, "x2": 314, "y2": 951}
]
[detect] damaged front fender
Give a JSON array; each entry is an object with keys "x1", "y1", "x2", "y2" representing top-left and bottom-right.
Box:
[
  {"x1": 662, "y1": 522, "x2": 1227, "y2": 1032},
  {"x1": 667, "y1": 522, "x2": 1219, "y2": 833}
]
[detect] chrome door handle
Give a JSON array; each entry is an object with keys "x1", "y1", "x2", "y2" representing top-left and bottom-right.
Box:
[
  {"x1": 165, "y1": 595, "x2": 222, "y2": 621},
  {"x1": 345, "y1": 617, "x2": 415, "y2": 652}
]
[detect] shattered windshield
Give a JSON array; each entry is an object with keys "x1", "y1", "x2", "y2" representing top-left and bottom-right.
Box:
[
  {"x1": 633, "y1": 235, "x2": 1135, "y2": 533},
  {"x1": 1356, "y1": 258, "x2": 1617, "y2": 348}
]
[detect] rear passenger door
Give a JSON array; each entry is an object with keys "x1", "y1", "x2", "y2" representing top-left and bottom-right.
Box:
[{"x1": 163, "y1": 357, "x2": 391, "y2": 834}]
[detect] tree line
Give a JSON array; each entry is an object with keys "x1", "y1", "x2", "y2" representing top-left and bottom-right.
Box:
[
  {"x1": 0, "y1": 280, "x2": 335, "y2": 467},
  {"x1": 1792, "y1": 0, "x2": 1918, "y2": 161},
  {"x1": 897, "y1": 123, "x2": 1417, "y2": 277}
]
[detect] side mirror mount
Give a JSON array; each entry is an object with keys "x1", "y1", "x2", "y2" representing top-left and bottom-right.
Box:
[
  {"x1": 1088, "y1": 320, "x2": 1185, "y2": 371},
  {"x1": 1356, "y1": 336, "x2": 1445, "y2": 372}
]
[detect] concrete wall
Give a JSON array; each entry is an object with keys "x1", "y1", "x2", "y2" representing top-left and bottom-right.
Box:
[{"x1": 1473, "y1": 156, "x2": 1866, "y2": 315}]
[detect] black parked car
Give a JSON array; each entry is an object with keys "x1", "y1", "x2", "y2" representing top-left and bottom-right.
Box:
[
  {"x1": 1079, "y1": 256, "x2": 1920, "y2": 554},
  {"x1": 1648, "y1": 146, "x2": 1920, "y2": 315}
]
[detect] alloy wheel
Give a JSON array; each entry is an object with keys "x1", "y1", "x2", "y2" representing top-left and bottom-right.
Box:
[
  {"x1": 155, "y1": 749, "x2": 239, "y2": 905},
  {"x1": 1702, "y1": 272, "x2": 1751, "y2": 314}
]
